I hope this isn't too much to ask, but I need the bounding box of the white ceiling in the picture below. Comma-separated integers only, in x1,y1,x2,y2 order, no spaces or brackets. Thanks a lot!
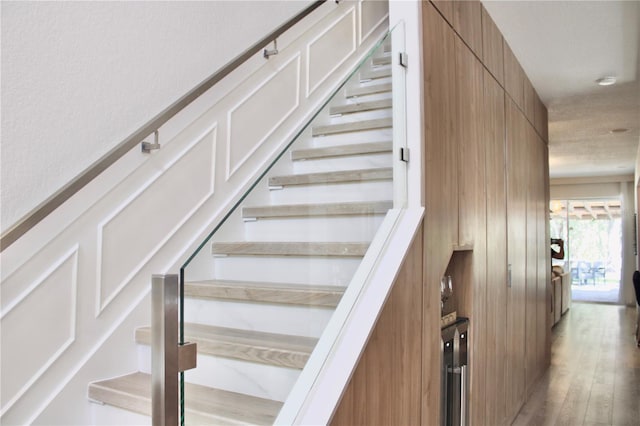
482,0,640,179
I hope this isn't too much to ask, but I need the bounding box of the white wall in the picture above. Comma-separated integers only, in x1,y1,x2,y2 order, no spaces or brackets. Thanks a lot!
0,0,312,232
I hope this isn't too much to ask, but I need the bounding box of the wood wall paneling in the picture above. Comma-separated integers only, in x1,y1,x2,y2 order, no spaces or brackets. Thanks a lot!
505,96,528,421
331,226,423,426
422,3,457,424
453,0,483,58
455,35,484,247
503,42,524,111
431,0,454,25
481,5,504,86
424,2,458,251
534,93,549,142
454,33,487,426
483,69,508,426
335,3,551,425
525,124,539,396
524,76,536,125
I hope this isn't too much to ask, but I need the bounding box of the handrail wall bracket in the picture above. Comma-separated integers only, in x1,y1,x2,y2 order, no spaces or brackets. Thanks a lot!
263,39,279,59
141,130,161,153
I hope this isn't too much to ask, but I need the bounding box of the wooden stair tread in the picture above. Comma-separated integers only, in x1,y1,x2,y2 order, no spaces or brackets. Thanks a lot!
329,98,392,115
312,117,392,136
136,324,317,369
268,167,392,187
211,241,370,257
242,200,393,219
184,279,346,307
345,82,392,98
88,372,282,425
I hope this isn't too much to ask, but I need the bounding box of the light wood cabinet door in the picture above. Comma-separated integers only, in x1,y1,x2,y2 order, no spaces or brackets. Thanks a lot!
432,0,454,25
481,5,504,86
424,1,458,253
422,3,457,424
453,0,483,58
454,34,487,426
505,96,528,422
455,36,484,248
484,69,508,426
504,42,525,110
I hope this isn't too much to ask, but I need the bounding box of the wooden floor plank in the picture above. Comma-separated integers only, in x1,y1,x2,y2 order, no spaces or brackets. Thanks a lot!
513,303,640,426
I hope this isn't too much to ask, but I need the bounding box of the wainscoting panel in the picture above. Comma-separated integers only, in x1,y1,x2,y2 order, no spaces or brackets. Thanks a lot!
97,128,216,314
306,7,356,97
359,0,389,46
0,246,78,415
226,55,300,179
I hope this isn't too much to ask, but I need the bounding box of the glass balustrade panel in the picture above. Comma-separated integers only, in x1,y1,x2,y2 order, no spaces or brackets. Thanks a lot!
178,24,406,424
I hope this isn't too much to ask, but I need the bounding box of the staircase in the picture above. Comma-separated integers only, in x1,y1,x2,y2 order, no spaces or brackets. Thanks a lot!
88,37,395,425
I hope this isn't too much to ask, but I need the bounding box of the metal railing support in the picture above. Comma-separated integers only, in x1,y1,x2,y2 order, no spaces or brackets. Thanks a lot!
152,274,179,426
152,274,197,425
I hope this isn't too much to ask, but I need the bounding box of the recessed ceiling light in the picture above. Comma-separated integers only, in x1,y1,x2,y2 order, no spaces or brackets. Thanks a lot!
596,76,616,86
610,128,628,133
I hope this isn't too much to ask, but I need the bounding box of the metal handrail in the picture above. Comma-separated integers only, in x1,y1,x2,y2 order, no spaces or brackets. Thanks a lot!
0,0,326,252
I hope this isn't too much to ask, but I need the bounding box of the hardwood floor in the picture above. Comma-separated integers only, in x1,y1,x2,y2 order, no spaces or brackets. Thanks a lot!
513,302,640,426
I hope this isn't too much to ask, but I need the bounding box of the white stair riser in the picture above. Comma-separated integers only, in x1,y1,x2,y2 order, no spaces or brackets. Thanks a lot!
182,297,334,337
326,108,391,123
314,92,392,126
209,256,361,286
241,215,386,242
90,401,150,425
137,346,299,402
345,83,392,98
359,66,391,81
266,180,393,205
347,75,391,89
291,152,392,174
312,128,393,146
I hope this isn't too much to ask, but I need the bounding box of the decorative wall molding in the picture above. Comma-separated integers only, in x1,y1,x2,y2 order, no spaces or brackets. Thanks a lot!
96,127,216,315
306,7,357,98
226,54,301,180
359,0,389,46
0,245,78,415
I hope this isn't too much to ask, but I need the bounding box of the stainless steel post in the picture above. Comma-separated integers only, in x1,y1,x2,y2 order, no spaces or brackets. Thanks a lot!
152,274,179,426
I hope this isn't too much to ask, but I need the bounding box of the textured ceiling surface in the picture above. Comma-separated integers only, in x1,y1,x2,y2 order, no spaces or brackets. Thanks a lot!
482,0,640,179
